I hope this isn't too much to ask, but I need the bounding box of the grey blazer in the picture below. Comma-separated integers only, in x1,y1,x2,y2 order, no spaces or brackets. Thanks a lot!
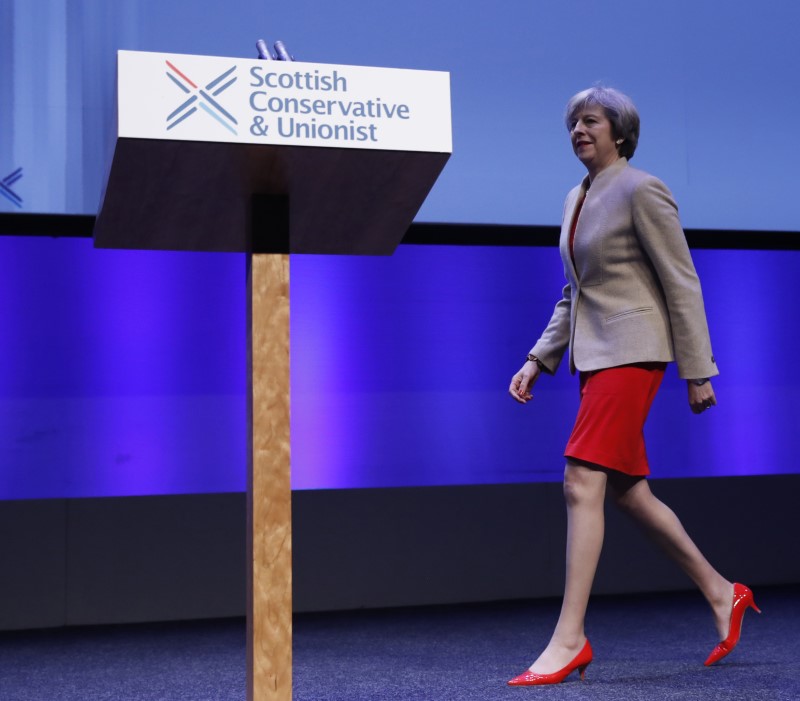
530,158,718,380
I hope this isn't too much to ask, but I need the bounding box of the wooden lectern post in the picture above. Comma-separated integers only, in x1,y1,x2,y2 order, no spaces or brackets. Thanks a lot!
247,253,292,700
95,49,451,701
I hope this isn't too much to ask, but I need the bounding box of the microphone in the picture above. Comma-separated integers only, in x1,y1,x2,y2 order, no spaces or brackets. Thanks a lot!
255,39,271,60
273,41,294,61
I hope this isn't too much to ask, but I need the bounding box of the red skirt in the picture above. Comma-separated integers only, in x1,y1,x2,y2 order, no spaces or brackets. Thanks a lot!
564,363,666,476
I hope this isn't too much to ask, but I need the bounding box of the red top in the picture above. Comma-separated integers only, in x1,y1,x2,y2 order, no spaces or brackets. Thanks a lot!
568,192,586,265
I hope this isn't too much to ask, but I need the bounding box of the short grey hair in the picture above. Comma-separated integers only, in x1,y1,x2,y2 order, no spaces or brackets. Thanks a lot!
565,86,640,160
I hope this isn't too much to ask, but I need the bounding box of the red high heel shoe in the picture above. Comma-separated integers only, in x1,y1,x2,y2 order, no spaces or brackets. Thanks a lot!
507,640,593,686
704,583,761,666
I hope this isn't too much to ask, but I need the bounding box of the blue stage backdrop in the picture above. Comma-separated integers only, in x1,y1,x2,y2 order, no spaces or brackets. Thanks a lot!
2,1,799,498
1,237,797,499
1,0,799,232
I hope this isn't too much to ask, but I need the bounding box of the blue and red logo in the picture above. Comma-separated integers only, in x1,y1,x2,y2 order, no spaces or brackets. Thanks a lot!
165,61,238,135
0,167,23,208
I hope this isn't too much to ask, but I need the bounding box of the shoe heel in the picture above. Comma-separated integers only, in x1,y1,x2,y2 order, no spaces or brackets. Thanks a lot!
744,587,762,615
578,664,589,681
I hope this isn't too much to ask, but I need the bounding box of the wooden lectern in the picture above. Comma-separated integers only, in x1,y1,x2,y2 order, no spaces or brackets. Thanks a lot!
94,50,451,700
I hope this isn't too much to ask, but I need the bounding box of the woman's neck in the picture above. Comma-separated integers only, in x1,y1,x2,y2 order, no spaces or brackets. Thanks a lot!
586,154,622,183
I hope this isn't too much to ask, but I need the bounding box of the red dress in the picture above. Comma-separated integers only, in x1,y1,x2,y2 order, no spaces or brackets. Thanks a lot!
565,191,665,476
565,363,665,476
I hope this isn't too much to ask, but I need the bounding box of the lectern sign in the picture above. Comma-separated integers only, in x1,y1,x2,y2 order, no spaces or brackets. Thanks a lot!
118,50,452,153
99,49,451,254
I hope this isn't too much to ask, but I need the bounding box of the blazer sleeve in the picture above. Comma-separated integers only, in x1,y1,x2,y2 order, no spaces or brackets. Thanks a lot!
530,281,572,374
631,177,719,379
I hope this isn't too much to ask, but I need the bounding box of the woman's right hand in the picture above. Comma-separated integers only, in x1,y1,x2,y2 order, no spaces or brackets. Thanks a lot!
509,360,540,404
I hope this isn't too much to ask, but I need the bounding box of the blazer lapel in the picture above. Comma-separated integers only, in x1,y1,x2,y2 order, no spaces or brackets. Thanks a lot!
561,178,590,283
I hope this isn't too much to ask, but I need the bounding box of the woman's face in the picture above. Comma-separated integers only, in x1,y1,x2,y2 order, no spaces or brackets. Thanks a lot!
569,105,620,177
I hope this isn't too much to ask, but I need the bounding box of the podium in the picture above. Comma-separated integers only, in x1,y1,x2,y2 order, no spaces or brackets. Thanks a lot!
94,50,451,700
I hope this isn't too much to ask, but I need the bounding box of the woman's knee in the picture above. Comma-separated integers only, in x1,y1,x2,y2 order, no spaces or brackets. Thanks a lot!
612,488,639,516
611,477,651,517
563,461,606,507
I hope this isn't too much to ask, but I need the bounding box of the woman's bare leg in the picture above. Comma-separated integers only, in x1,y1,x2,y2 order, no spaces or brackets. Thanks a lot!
608,474,733,639
527,460,607,673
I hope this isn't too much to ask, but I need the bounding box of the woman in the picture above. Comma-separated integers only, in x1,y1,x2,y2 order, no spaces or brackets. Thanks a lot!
507,86,759,686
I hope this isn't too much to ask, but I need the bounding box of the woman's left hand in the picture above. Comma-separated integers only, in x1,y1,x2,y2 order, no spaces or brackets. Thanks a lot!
688,380,716,414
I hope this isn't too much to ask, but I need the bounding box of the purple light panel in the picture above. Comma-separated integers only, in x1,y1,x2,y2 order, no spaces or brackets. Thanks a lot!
0,238,246,499
0,237,797,499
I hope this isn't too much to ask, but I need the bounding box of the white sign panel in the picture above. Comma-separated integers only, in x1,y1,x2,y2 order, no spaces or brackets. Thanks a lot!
117,50,452,154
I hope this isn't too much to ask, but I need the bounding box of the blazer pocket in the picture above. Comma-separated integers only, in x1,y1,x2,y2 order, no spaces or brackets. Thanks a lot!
605,306,654,323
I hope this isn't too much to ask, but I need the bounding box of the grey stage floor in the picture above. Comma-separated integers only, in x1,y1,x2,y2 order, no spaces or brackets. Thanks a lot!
0,586,797,701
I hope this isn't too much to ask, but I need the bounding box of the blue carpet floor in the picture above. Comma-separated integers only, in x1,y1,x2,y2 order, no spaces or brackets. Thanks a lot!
1,586,797,700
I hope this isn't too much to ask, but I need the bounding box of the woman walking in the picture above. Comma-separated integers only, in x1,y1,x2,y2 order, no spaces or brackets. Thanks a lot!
507,86,759,686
